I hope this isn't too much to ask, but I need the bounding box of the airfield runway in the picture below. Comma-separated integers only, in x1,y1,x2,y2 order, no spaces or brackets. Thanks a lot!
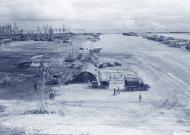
0,34,190,135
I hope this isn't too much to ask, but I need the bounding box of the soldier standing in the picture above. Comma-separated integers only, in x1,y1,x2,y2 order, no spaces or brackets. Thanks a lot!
88,80,91,87
49,89,56,101
117,87,120,95
139,94,142,103
33,78,39,93
113,88,116,96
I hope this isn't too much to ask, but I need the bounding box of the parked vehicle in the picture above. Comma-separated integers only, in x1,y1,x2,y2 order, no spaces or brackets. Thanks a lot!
185,45,190,51
90,80,110,89
124,76,150,91
91,81,99,88
17,62,32,69
99,81,109,89
46,74,62,85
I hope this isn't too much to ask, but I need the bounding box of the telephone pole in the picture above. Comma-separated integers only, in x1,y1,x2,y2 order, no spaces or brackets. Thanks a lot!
38,63,48,114
0,43,4,57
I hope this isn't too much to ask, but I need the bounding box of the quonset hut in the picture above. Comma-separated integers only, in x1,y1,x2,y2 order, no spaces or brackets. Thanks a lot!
76,63,98,82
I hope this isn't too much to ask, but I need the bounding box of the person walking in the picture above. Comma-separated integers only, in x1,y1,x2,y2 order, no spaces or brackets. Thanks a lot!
49,89,56,101
117,87,120,95
139,94,142,103
113,88,116,96
88,80,91,87
33,79,39,93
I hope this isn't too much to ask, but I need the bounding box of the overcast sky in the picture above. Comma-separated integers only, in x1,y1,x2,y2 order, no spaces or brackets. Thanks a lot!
0,0,190,32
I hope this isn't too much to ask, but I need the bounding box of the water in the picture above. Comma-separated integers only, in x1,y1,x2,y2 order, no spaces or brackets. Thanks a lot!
157,33,190,40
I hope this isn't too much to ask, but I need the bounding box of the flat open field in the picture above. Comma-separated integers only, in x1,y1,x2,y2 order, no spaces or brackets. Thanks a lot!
0,34,190,135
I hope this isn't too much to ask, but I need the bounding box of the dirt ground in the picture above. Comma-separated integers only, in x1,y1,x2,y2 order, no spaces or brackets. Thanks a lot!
0,34,190,135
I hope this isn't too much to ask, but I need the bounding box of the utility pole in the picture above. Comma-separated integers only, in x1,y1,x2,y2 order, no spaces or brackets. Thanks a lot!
70,42,73,58
0,43,3,57
38,63,48,114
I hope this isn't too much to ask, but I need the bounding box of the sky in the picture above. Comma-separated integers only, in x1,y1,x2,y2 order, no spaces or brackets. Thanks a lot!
0,0,190,32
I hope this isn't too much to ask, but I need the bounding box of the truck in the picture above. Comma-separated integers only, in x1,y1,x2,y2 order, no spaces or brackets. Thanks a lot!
124,76,150,91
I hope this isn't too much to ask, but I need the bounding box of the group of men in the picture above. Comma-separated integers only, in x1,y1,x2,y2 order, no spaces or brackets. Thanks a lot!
113,87,120,96
113,87,142,103
33,62,57,101
33,78,56,101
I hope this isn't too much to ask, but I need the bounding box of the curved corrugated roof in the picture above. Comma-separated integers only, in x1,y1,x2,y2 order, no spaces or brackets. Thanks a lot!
75,62,98,82
78,63,98,76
